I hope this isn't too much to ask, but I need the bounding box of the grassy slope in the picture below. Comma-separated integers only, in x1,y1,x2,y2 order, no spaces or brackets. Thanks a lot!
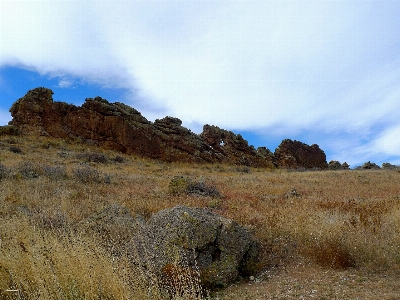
0,134,400,299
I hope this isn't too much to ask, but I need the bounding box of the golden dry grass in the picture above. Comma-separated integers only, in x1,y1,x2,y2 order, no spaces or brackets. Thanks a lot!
1,134,400,299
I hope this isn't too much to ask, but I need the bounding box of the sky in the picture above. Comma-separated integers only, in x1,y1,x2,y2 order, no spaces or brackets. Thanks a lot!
1,0,400,168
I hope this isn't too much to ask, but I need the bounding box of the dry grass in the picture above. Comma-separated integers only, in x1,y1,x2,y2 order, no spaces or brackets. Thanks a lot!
1,135,400,299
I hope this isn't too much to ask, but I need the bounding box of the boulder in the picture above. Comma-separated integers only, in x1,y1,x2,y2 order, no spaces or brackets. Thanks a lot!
274,139,328,169
131,206,260,289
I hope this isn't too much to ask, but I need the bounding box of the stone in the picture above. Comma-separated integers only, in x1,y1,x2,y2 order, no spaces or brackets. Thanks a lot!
274,139,328,169
130,206,260,289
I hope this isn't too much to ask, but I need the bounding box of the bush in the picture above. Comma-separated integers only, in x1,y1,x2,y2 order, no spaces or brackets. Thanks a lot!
0,163,11,180
9,146,23,154
112,155,125,163
76,152,108,163
168,176,221,198
72,165,101,183
17,161,42,179
187,180,221,198
42,165,68,180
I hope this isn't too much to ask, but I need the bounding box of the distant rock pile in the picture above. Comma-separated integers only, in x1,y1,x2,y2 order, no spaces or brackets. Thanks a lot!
8,87,329,169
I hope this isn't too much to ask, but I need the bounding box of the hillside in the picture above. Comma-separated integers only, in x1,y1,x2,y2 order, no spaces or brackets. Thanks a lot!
0,133,400,299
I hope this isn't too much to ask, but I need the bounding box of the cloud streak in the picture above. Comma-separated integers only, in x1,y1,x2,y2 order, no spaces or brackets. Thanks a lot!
1,1,400,166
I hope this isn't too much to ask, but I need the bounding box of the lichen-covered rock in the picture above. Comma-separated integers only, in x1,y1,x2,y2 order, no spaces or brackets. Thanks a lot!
131,206,260,289
274,139,328,169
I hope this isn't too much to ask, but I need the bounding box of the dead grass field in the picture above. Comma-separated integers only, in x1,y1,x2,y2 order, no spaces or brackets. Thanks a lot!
1,135,400,299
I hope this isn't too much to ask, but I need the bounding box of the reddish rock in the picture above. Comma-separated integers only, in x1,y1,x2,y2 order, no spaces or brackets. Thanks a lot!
274,139,328,169
200,125,276,168
9,87,276,167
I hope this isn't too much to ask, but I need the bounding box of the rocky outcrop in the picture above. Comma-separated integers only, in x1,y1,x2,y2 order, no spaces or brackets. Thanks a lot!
131,206,260,289
200,125,276,168
9,87,330,169
9,87,276,166
274,139,328,169
355,161,381,170
328,160,350,170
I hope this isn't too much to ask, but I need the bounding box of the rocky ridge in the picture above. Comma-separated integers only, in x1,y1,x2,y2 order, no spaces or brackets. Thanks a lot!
7,87,328,169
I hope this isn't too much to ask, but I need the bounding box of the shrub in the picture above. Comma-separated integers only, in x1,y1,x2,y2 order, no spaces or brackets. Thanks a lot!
112,155,125,163
187,180,221,198
168,176,221,198
9,146,23,154
72,165,101,183
42,165,68,180
17,161,42,179
168,176,190,196
0,125,20,136
0,163,11,180
76,152,108,163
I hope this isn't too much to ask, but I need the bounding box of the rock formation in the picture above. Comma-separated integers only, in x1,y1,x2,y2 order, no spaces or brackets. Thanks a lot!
131,206,260,289
274,139,328,169
8,87,329,169
9,87,276,167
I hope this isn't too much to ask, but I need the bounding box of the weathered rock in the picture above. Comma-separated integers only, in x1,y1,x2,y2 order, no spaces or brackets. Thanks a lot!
328,160,343,170
200,124,276,168
342,162,350,169
358,161,381,170
274,139,328,169
9,87,277,167
76,204,145,256
382,162,398,170
131,206,260,289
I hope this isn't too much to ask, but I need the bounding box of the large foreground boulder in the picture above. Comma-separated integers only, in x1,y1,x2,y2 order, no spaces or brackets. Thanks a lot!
132,206,260,289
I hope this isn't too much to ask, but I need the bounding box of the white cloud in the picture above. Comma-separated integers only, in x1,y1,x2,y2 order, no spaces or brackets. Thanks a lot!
0,109,12,125
2,0,400,164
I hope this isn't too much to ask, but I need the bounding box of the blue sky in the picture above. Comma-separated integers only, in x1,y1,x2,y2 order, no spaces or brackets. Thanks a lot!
1,1,400,167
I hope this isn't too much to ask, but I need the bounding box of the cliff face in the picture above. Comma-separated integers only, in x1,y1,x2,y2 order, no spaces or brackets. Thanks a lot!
8,87,328,169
